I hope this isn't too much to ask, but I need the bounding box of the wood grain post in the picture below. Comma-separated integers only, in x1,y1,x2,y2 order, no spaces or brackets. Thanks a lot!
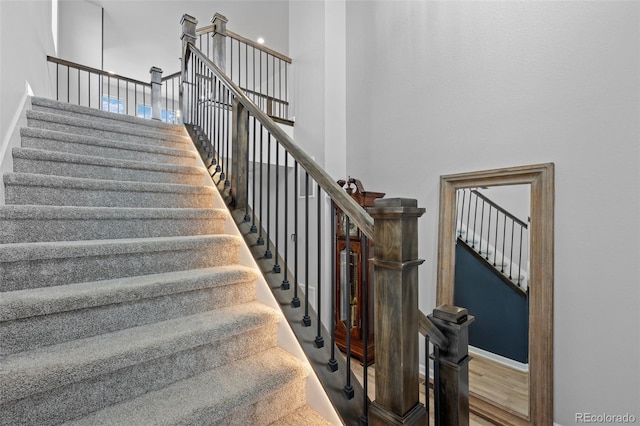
368,198,427,426
149,66,163,121
231,98,249,210
180,14,197,124
211,13,228,71
429,305,474,426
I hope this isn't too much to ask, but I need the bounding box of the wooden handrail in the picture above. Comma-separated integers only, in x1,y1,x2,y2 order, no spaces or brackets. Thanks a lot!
187,44,373,239
418,309,449,349
239,86,290,106
47,56,151,87
196,25,292,64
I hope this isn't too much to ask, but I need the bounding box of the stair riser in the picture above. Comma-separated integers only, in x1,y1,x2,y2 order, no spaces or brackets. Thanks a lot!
27,117,190,149
0,324,278,426
4,184,216,209
31,104,186,136
0,241,240,291
0,280,256,355
193,379,306,425
21,135,196,166
0,216,224,244
13,156,203,186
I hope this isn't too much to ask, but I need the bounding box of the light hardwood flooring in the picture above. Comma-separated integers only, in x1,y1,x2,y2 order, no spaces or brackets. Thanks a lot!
349,352,528,425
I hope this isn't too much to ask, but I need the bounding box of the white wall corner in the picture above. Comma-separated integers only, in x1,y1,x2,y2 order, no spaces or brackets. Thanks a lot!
0,83,33,205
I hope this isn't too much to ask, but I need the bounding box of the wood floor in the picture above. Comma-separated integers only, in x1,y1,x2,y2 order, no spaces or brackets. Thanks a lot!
349,352,528,425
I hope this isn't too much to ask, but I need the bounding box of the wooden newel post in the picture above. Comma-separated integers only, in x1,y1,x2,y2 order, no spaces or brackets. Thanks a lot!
180,14,197,124
368,198,427,426
149,66,163,121
429,305,474,426
231,98,249,211
211,13,228,71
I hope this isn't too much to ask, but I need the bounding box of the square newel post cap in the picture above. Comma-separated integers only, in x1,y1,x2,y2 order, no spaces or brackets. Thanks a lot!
211,13,228,35
368,197,426,218
149,67,163,84
433,304,469,325
181,14,198,41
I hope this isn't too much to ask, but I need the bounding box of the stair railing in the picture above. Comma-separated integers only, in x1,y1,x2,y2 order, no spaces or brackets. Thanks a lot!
194,13,292,124
456,188,529,290
180,13,470,425
46,56,179,124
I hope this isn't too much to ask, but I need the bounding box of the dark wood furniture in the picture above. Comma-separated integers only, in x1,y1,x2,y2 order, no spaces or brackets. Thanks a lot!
333,178,384,365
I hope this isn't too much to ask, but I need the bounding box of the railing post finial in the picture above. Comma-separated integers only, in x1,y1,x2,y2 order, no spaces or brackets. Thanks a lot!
368,198,427,426
210,13,228,71
149,66,163,121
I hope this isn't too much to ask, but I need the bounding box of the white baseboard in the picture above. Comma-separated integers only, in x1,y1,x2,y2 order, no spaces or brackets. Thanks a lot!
0,82,33,205
470,346,529,372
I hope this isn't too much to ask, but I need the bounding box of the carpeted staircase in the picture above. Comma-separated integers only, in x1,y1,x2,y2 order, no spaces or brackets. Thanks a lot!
0,97,332,425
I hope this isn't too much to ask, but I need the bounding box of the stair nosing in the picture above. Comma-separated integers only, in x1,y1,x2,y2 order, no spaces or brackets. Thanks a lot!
20,127,197,159
3,172,215,194
0,303,281,404
0,265,257,322
30,97,185,133
0,234,240,262
12,147,203,176
0,205,226,220
26,110,191,144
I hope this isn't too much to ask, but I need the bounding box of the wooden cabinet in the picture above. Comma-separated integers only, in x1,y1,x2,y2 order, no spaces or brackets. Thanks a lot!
333,178,384,365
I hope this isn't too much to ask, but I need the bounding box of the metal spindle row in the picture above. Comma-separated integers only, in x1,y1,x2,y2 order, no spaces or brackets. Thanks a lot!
456,188,529,287
49,58,181,122
184,47,369,422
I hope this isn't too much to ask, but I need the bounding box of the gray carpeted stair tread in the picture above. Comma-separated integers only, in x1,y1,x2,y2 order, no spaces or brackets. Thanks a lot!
0,235,241,291
20,127,197,166
0,266,258,355
270,405,335,425
64,348,309,426
0,205,227,243
26,110,191,148
0,265,257,322
0,302,280,405
3,172,216,208
12,147,204,185
30,97,185,135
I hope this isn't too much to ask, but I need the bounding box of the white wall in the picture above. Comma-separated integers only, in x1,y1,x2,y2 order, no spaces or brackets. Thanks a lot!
92,0,289,83
345,1,639,424
0,0,56,202
58,0,102,69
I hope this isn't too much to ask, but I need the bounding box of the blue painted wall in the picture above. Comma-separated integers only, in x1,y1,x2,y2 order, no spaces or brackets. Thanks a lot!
454,242,529,363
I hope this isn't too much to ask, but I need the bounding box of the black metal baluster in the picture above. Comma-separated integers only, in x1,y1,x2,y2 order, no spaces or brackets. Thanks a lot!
344,215,354,400
425,335,430,426
281,151,290,289
501,213,507,273
509,219,515,279
230,36,233,83
67,65,70,102
133,83,136,115
216,80,222,176
273,141,281,271
459,189,466,239
486,205,493,260
126,81,129,115
302,172,311,327
360,234,369,425
479,199,485,255
225,87,230,187
244,111,251,223
465,190,472,243
315,183,323,347
107,74,110,109
77,68,80,105
250,117,257,233
56,63,59,101
434,346,441,426
472,192,479,248
88,71,91,108
285,61,288,117
494,208,500,266
327,203,338,372
257,124,264,245
117,78,120,113
292,161,300,308
265,133,272,258
518,227,524,286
